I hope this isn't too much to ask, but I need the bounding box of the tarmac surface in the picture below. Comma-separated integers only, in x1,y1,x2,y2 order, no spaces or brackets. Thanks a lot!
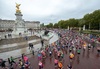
0,32,100,69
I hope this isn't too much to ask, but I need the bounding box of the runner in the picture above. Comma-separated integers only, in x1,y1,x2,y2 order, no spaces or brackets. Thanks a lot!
58,61,63,69
0,59,6,69
38,61,43,69
77,48,81,55
97,47,100,56
18,59,24,69
69,52,74,62
88,44,91,50
67,64,72,69
54,58,58,68
10,56,16,66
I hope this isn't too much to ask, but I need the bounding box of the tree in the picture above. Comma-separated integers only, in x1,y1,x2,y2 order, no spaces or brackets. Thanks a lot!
40,23,44,28
54,23,58,28
83,10,100,30
58,20,66,28
78,19,85,27
45,23,53,28
44,9,100,30
49,23,53,28
67,18,79,28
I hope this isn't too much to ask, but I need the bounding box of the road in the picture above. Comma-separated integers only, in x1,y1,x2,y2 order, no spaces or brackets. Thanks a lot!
0,32,100,69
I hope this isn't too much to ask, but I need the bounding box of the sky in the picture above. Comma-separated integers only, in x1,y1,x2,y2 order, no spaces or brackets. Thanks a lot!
0,0,100,24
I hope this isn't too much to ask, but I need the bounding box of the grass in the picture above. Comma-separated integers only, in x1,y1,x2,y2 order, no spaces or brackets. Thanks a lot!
80,30,100,35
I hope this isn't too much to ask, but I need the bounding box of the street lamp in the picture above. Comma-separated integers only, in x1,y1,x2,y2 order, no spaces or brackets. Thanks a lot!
99,22,100,32
89,23,91,30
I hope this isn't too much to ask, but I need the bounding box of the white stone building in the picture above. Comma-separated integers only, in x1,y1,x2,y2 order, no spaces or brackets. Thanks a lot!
25,21,40,29
0,18,40,31
0,19,15,30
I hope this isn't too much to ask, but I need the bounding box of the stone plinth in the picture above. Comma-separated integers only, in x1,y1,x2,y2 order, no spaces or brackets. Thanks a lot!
12,12,27,35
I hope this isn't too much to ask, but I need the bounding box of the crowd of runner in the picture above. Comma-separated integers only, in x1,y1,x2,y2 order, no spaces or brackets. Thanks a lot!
0,29,100,69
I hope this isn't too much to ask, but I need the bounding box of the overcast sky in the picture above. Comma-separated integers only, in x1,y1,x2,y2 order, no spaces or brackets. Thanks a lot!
0,0,100,24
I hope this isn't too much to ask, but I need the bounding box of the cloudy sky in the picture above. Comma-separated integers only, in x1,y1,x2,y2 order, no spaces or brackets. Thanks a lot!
0,0,100,24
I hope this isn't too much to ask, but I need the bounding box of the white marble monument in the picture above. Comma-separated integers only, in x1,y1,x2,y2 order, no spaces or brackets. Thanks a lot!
12,3,27,35
83,25,85,30
68,26,69,30
79,27,81,31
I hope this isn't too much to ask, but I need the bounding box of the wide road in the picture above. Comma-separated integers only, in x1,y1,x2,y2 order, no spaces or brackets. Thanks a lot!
24,33,100,69
18,33,100,69
26,44,100,69
0,32,100,69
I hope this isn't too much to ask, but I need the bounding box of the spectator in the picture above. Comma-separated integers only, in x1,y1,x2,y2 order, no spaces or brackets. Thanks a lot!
41,39,44,47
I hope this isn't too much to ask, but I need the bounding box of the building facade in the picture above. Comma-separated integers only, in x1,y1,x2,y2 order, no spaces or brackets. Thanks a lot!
0,18,40,31
25,21,40,29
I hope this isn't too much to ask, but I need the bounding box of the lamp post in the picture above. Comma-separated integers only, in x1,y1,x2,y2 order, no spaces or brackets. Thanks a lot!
99,22,100,32
89,23,91,30
59,26,60,29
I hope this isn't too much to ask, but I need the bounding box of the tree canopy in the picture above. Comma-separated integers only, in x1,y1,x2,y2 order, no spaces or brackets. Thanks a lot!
44,9,100,30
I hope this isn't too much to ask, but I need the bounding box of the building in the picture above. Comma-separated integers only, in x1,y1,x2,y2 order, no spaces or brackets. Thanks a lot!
0,18,40,31
0,19,15,31
25,21,40,29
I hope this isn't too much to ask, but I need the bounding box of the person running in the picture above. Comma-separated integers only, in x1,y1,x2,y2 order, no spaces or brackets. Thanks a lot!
21,53,25,60
83,43,86,51
91,39,95,48
38,61,43,69
61,51,64,59
18,59,24,69
24,60,30,69
67,64,72,69
10,56,16,66
57,51,61,59
88,44,91,50
23,55,28,63
58,61,63,69
54,58,58,67
77,48,81,55
38,52,42,61
69,53,74,62
97,47,100,56
49,51,52,57
0,59,6,69
32,49,34,56
69,47,72,53
8,58,11,66
8,58,13,69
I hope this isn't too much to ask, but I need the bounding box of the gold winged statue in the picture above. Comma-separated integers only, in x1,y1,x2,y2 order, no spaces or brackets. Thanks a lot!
16,3,21,13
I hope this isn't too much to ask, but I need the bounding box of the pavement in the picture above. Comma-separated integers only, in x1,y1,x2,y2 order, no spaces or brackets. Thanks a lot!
0,35,39,45
0,32,58,60
0,31,54,53
0,39,40,49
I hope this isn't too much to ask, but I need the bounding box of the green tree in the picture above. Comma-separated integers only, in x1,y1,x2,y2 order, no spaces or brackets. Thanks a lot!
54,23,58,28
45,9,100,30
40,23,44,28
45,23,53,28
